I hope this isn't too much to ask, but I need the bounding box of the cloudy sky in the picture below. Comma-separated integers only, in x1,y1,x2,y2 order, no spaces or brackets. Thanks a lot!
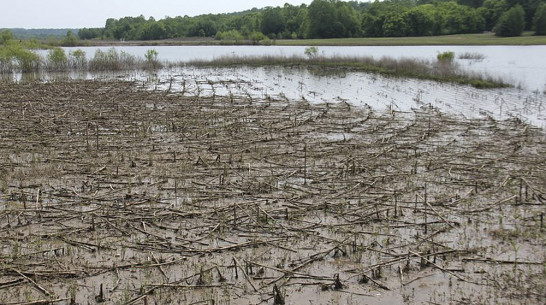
1,0,313,29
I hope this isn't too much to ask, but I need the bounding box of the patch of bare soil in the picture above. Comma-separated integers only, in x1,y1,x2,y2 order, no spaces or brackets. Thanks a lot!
0,80,544,305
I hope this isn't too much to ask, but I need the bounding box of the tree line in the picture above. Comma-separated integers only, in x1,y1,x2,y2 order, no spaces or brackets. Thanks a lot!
78,0,546,41
0,28,80,40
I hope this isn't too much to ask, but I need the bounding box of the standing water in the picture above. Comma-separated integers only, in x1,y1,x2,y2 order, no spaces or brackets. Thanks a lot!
34,45,546,128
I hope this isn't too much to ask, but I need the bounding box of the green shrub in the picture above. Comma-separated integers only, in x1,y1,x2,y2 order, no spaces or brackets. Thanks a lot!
89,48,138,71
1,43,41,72
144,49,161,69
249,31,265,45
22,39,45,50
304,46,319,59
0,47,14,72
1,30,14,44
437,51,455,63
215,30,244,42
61,31,79,46
118,50,137,69
261,37,273,46
16,50,41,72
145,49,158,62
69,49,87,69
47,47,68,71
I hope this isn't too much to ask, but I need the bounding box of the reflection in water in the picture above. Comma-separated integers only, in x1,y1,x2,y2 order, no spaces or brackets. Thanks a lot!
20,72,43,83
10,71,88,83
0,73,14,83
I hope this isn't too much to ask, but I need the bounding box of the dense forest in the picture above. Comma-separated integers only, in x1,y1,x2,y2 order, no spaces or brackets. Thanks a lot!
78,0,546,40
0,28,79,40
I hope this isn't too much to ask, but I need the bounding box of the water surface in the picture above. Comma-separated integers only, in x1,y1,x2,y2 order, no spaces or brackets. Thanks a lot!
60,45,546,91
30,45,546,128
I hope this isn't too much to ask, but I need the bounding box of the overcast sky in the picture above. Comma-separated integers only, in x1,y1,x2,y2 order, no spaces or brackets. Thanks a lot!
1,0,313,29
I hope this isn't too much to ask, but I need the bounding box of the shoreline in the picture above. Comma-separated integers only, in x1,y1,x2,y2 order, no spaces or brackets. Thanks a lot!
67,32,546,47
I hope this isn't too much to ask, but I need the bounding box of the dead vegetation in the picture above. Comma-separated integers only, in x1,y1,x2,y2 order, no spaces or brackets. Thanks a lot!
0,79,544,305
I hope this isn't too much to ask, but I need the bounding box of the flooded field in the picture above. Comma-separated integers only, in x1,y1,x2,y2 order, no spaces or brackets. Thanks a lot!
0,79,544,304
145,66,546,128
55,45,546,91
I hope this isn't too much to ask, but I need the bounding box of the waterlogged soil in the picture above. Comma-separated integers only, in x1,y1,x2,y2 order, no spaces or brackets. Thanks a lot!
0,79,545,305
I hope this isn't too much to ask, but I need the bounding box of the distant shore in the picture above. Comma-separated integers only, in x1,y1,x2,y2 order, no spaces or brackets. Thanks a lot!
67,32,546,47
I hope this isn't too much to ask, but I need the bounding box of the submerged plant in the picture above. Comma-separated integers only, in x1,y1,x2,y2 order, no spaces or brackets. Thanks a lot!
13,47,41,73
89,48,138,71
0,42,41,73
47,47,68,71
69,49,87,69
144,49,162,69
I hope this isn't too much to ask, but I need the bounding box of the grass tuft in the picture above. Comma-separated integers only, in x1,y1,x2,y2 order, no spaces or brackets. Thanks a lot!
458,52,486,60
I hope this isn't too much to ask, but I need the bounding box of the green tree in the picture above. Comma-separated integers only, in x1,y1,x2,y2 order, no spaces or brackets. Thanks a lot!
383,13,410,36
46,0,543,42
106,15,147,40
307,0,337,38
495,4,525,36
361,0,414,37
336,2,361,37
506,0,543,30
457,0,485,8
139,21,167,40
1,29,15,44
188,16,218,37
478,0,508,31
249,31,266,44
533,2,546,35
307,0,360,38
438,2,484,34
236,13,262,37
361,12,383,36
404,5,437,36
78,28,103,40
61,30,78,46
162,16,186,38
261,7,286,37
103,18,117,39
283,4,308,38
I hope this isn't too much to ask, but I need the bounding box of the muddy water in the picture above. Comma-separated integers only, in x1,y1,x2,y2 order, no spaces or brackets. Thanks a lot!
14,64,546,128
1,79,544,305
143,66,546,129
5,44,540,305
